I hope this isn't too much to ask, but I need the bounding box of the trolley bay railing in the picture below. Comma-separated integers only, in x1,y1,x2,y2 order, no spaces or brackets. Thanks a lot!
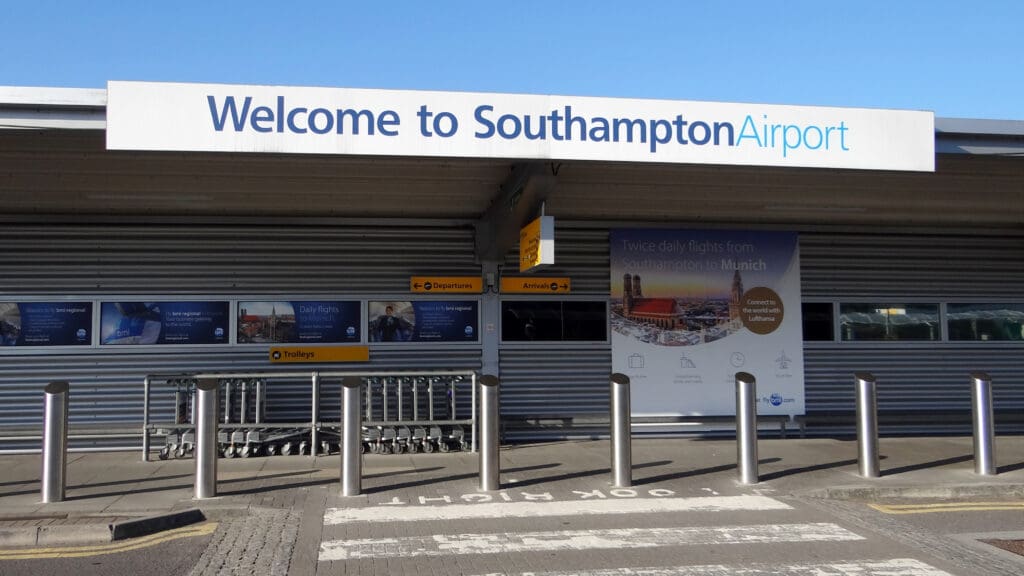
142,369,478,461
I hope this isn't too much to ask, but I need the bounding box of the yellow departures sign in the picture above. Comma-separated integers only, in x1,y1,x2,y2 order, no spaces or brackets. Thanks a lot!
409,276,483,293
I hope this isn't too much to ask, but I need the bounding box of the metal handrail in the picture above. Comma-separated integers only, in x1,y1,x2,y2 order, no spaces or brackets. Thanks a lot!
142,369,478,460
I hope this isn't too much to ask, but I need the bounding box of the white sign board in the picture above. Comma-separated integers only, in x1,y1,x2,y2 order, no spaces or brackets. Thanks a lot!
610,229,804,417
107,81,935,172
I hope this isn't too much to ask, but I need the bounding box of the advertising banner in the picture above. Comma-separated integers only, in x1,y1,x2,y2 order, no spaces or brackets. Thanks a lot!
100,301,230,345
610,229,804,416
238,300,360,344
0,302,92,346
368,301,478,343
107,81,935,172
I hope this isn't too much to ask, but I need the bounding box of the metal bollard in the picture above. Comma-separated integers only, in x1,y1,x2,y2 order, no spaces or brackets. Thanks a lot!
971,372,996,475
311,372,320,457
340,376,362,496
479,375,500,491
855,372,880,478
735,372,758,485
142,376,151,462
610,373,632,487
194,378,219,500
41,381,70,503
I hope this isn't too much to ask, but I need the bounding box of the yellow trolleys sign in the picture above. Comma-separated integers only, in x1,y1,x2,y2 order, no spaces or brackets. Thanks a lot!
269,346,369,363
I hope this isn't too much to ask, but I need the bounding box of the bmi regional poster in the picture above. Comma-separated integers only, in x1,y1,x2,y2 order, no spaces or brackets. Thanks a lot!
610,229,804,417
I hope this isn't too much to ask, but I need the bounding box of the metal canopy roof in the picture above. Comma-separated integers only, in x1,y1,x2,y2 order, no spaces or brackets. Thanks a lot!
0,86,1022,231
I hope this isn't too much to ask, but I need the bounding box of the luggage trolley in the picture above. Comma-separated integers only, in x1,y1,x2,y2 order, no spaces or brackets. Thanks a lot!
143,369,478,461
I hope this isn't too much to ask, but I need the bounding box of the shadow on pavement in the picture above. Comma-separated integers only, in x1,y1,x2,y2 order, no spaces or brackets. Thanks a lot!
508,460,672,489
882,454,973,477
632,457,781,485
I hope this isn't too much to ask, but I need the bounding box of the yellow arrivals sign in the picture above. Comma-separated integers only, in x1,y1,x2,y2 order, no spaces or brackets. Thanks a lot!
409,276,483,293
501,277,571,294
519,215,555,273
269,346,369,363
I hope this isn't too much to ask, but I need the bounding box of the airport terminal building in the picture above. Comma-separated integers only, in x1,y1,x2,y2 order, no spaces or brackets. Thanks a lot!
1,81,1023,451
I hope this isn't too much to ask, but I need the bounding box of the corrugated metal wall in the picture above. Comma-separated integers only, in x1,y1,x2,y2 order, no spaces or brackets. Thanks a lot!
3,221,1023,447
0,222,482,450
800,232,1024,433
498,227,612,425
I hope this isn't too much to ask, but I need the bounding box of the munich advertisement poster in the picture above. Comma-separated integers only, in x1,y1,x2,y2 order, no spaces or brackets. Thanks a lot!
238,301,360,344
610,229,804,417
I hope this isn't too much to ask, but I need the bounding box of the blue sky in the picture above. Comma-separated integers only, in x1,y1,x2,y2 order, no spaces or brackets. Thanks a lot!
3,2,1021,120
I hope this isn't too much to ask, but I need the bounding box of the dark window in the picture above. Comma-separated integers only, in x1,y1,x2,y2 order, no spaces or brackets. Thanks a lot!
948,303,1024,341
839,303,939,341
502,300,607,342
801,302,834,341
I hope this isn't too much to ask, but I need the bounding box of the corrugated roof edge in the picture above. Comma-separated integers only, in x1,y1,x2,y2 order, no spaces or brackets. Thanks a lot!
935,117,1024,137
0,86,106,108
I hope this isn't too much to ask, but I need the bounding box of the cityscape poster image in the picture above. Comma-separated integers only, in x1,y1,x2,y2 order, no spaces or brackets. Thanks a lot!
238,301,360,344
610,229,804,417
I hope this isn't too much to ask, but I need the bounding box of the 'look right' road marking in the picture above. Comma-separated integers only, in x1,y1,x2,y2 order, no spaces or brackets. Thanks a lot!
324,494,790,524
463,558,955,575
318,522,862,561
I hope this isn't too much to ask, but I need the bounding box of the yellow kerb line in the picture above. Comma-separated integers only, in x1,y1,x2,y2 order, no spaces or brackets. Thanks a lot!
0,521,218,560
870,502,1024,515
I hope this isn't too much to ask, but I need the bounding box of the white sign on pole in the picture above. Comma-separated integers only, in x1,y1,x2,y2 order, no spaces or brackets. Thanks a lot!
107,81,935,172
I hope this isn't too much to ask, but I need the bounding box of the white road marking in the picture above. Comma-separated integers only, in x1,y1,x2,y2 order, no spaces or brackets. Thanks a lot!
323,494,791,524
465,558,954,575
318,522,863,561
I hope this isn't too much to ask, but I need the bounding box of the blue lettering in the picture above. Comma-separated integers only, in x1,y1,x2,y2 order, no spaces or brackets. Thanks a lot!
308,108,333,134
713,121,734,145
207,95,251,131
251,106,274,133
524,114,546,140
688,121,711,145
433,111,458,137
498,114,521,139
287,107,308,134
589,117,610,141
474,105,495,138
337,109,375,135
378,110,400,136
613,118,646,144
650,119,672,152
564,106,586,141
735,115,762,147
418,105,434,136
276,96,285,133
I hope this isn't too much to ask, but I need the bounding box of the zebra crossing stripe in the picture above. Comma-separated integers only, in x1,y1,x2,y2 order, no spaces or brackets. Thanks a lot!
461,558,954,575
318,522,863,561
323,494,791,524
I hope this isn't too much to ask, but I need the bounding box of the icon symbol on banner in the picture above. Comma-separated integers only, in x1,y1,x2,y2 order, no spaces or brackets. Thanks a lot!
680,355,696,369
775,350,791,370
730,352,746,368
628,353,644,369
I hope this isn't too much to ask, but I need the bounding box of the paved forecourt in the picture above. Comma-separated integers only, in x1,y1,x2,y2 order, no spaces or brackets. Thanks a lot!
315,443,967,575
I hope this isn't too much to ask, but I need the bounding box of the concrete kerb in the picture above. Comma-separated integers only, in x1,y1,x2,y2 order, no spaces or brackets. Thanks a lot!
802,482,1024,502
0,508,211,548
109,507,206,541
